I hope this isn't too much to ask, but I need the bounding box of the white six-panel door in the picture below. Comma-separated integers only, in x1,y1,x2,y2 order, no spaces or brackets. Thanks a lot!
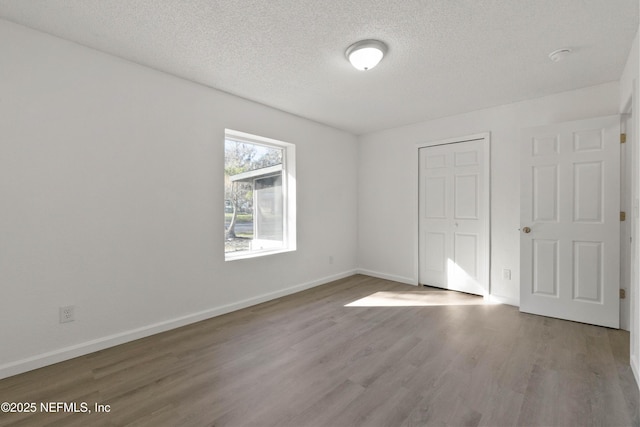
520,115,620,328
419,138,488,296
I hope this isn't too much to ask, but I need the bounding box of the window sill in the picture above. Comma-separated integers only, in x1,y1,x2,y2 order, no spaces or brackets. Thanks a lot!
224,247,295,261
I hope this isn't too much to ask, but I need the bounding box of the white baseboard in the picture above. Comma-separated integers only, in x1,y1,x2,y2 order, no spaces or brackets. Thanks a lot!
357,269,417,286
0,270,357,380
632,355,640,392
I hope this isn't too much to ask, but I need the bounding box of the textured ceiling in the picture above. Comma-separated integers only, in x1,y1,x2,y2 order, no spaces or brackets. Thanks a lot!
0,0,637,135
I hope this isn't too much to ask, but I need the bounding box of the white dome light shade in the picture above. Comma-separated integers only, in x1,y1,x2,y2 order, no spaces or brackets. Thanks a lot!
346,40,388,71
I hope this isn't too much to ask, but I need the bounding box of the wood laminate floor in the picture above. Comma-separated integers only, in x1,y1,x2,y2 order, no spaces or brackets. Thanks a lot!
1,275,638,426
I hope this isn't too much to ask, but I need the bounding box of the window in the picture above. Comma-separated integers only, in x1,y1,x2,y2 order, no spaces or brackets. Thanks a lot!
224,129,296,260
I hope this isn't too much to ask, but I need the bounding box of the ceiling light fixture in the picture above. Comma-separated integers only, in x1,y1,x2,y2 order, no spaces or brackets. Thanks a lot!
346,39,388,71
548,48,572,62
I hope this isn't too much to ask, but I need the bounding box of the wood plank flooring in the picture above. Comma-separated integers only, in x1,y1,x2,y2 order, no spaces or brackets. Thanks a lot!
0,274,638,426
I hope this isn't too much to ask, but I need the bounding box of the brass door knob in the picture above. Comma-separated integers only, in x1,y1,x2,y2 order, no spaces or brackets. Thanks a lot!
522,227,531,233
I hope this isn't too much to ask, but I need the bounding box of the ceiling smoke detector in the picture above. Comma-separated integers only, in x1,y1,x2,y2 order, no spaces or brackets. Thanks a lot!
548,48,572,62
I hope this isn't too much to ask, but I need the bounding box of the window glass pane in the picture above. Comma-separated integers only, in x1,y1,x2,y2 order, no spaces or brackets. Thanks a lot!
224,138,285,255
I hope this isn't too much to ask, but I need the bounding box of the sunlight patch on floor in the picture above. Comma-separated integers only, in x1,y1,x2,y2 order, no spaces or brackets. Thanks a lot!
345,290,490,307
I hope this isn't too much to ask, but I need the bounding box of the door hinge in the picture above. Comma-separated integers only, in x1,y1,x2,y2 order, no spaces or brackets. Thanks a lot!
620,289,626,299
621,133,627,143
621,211,626,221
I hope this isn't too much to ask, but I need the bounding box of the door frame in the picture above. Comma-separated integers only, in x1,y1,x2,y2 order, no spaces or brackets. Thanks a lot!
621,109,633,331
415,132,491,296
622,87,640,384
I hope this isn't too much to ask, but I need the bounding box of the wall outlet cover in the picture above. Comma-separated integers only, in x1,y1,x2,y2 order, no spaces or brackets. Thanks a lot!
59,305,75,323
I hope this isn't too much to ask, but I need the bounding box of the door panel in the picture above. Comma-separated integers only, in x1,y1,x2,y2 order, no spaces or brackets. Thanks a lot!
533,165,558,221
520,115,620,328
419,138,488,295
454,232,478,277
454,174,478,219
425,177,446,218
532,239,558,297
572,241,602,302
424,231,446,273
573,161,603,222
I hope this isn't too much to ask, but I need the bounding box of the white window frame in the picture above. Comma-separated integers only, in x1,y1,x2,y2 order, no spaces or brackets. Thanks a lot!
224,129,296,261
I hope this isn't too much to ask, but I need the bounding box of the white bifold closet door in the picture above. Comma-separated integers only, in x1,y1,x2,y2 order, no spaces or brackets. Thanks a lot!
419,138,488,296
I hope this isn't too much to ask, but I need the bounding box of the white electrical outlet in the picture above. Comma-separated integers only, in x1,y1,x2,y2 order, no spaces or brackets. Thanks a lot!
329,256,334,264
502,269,511,280
59,305,75,323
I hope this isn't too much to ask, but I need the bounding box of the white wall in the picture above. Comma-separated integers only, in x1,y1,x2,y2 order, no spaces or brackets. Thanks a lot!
0,20,358,379
357,82,620,306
